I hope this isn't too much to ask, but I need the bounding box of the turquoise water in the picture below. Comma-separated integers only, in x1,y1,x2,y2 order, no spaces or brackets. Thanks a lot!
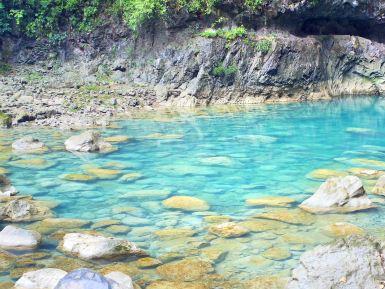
2,96,385,281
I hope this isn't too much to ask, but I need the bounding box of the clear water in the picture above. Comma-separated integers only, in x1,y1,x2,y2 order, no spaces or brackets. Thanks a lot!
2,96,385,282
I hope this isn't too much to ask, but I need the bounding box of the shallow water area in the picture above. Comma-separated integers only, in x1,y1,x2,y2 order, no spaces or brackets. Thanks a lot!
2,97,385,286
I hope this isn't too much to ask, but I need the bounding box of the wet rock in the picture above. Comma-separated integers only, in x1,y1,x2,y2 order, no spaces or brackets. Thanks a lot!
85,167,121,180
62,174,95,182
15,268,67,289
147,281,207,289
347,168,384,180
245,275,288,289
262,247,291,261
60,232,146,260
254,208,315,225
9,158,55,169
0,225,41,250
208,222,250,238
287,235,385,289
135,257,162,269
0,198,53,222
238,219,287,232
246,196,296,207
64,131,113,153
163,196,210,212
154,228,196,240
12,137,46,153
120,173,143,182
104,135,130,143
372,175,385,196
105,225,131,234
30,218,91,234
105,271,134,289
156,258,214,281
203,215,232,224
299,176,375,213
307,169,347,180
323,222,365,238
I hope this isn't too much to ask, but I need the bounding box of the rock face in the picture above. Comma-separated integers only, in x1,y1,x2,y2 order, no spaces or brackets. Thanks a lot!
60,233,146,260
64,131,113,153
12,137,46,152
0,198,53,222
0,225,41,250
287,236,385,289
299,176,374,213
15,268,67,289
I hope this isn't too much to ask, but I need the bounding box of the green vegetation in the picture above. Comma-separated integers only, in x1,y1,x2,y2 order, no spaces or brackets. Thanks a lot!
200,26,247,41
212,63,237,77
0,0,263,40
244,35,275,53
0,62,12,75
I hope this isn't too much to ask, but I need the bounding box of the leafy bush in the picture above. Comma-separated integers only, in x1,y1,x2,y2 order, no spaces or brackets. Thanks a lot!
245,0,266,10
212,64,237,77
200,26,246,41
255,38,273,53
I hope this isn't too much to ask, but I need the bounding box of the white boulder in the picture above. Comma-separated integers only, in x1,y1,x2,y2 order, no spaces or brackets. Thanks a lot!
300,175,375,213
64,131,113,153
60,233,146,260
0,225,41,250
15,268,67,289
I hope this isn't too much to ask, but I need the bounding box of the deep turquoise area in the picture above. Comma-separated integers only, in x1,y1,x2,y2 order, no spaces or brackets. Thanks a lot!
2,96,385,281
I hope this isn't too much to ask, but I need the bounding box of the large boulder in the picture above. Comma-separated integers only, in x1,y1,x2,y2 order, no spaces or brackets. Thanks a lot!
64,131,113,153
60,233,146,260
0,198,53,222
299,176,375,213
15,268,67,289
286,235,385,289
12,136,46,153
54,268,132,289
0,225,41,250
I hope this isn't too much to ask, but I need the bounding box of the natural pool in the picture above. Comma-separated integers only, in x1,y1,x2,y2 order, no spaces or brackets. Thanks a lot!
2,96,385,286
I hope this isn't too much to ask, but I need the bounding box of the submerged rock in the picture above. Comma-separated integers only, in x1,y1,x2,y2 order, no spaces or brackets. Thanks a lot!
208,222,250,238
163,196,210,211
372,175,385,196
62,174,95,182
64,131,114,153
246,196,296,207
287,235,385,289
0,225,41,250
0,198,53,222
103,135,130,143
255,208,315,225
299,176,375,214
15,268,67,289
323,222,365,238
12,137,46,153
307,169,347,180
60,233,146,260
156,258,214,281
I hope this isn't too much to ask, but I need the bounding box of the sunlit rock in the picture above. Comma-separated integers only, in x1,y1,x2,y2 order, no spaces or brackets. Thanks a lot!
372,175,385,196
60,233,146,260
156,258,214,281
287,236,385,289
154,228,196,240
105,271,134,289
12,137,47,154
64,131,114,153
307,169,347,180
299,176,375,213
262,247,291,261
85,167,122,179
62,174,95,182
0,198,53,222
246,196,296,207
255,208,315,225
104,135,130,143
135,257,162,269
9,158,55,169
209,222,249,238
323,222,365,238
120,173,143,182
29,218,91,234
0,225,41,250
15,268,66,289
163,196,210,212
